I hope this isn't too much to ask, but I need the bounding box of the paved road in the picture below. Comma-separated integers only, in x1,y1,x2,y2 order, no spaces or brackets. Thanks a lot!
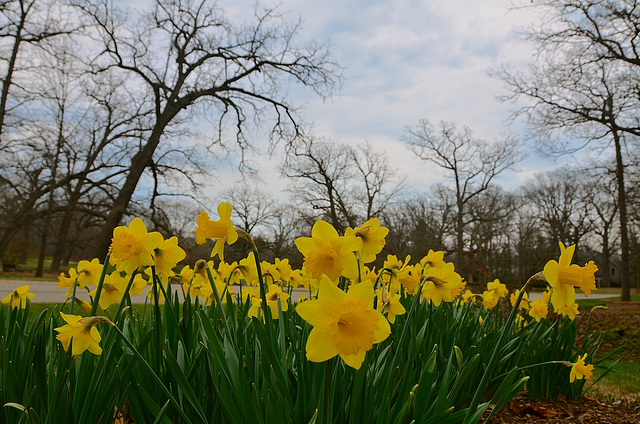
1,278,620,305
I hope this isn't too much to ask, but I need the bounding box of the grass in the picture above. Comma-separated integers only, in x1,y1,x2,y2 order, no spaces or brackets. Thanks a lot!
589,359,640,403
576,294,640,309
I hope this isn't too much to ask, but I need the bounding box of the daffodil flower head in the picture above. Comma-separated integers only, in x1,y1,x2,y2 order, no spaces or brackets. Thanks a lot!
76,258,103,288
194,203,238,261
482,289,499,310
1,285,35,309
510,289,530,310
461,289,475,304
55,313,111,356
570,353,594,383
419,249,446,270
89,271,128,310
57,268,78,297
420,263,463,306
528,297,549,322
296,276,390,369
295,220,360,281
109,217,163,275
486,279,508,298
375,286,406,323
248,284,290,319
556,302,580,320
543,242,598,310
152,236,186,275
345,218,389,264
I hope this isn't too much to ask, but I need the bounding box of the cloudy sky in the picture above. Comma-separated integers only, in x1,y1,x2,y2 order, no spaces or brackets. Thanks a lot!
214,0,566,198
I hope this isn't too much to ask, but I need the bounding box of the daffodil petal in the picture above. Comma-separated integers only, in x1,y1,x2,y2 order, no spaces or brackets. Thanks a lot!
306,328,338,363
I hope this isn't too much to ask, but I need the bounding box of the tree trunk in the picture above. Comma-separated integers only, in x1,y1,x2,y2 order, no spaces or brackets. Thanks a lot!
92,117,172,260
600,233,611,288
613,129,631,301
0,10,25,139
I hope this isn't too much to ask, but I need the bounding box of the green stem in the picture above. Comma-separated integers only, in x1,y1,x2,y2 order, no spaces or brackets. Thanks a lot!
109,323,197,424
463,272,543,423
113,270,139,324
322,359,333,424
89,253,111,316
69,275,79,315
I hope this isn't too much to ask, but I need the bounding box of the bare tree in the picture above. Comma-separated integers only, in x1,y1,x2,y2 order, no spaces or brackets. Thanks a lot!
583,167,619,287
0,0,77,145
75,0,340,259
493,0,640,300
221,182,278,234
281,135,403,233
402,119,522,279
524,169,594,248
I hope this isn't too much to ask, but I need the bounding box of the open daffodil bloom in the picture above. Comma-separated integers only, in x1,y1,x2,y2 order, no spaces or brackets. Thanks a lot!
296,277,390,369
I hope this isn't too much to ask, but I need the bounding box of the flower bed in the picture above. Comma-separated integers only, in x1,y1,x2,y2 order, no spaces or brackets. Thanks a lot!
0,204,610,423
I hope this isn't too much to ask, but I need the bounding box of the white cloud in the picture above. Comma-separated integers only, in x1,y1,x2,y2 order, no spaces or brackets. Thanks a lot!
213,0,545,199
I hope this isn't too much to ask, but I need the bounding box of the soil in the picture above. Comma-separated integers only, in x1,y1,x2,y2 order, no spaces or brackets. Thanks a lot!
487,300,640,423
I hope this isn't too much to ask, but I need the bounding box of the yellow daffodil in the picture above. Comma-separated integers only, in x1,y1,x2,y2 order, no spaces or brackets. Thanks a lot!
152,236,186,275
55,313,110,356
295,220,360,281
482,289,499,310
419,250,446,269
382,255,414,293
1,285,35,309
570,353,594,383
421,263,463,306
461,289,475,304
89,271,129,310
260,260,282,284
274,258,292,282
510,289,530,311
238,252,260,286
109,217,163,275
202,279,236,306
528,297,549,322
57,268,78,297
296,277,390,369
487,279,508,298
375,287,406,323
556,302,580,320
345,218,389,264
76,258,103,288
248,284,290,319
544,242,597,310
195,202,238,261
